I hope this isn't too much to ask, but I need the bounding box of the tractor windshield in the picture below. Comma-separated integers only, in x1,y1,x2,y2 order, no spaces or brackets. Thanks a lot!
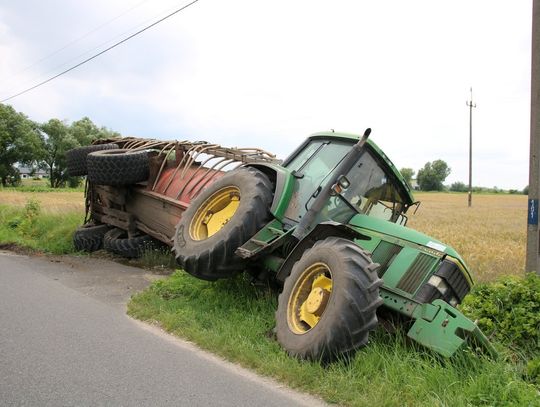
326,149,408,224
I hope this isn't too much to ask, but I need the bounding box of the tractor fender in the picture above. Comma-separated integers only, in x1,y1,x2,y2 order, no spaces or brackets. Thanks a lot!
244,163,294,220
275,221,371,283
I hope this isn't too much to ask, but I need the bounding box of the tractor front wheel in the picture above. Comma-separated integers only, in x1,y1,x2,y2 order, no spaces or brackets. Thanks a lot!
276,237,383,361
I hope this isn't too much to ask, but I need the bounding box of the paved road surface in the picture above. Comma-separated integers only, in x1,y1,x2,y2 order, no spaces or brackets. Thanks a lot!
0,251,327,407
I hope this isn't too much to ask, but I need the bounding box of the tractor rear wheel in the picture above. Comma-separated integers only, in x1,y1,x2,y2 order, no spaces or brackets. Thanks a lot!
275,237,383,361
173,167,273,281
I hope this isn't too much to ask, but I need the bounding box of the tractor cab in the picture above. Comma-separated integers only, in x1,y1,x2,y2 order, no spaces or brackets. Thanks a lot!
281,132,414,226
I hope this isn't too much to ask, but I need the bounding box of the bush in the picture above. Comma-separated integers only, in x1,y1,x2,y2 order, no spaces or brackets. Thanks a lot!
450,181,467,192
460,273,540,357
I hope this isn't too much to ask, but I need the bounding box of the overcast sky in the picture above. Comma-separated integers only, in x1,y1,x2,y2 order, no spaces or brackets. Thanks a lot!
0,0,533,189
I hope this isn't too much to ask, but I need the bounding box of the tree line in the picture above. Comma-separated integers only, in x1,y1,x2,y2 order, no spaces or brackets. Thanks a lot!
0,103,119,188
400,161,527,194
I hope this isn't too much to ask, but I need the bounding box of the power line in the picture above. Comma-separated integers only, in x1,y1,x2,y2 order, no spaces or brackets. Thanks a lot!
0,0,199,103
2,0,151,83
2,0,195,96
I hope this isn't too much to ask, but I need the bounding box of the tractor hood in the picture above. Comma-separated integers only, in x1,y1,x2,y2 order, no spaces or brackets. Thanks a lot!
348,213,464,261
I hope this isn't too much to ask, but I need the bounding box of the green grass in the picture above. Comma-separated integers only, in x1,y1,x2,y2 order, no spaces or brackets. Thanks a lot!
0,202,82,253
128,272,539,407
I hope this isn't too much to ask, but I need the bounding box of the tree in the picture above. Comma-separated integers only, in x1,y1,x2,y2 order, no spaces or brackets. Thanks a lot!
0,104,42,186
417,160,451,191
39,117,120,188
400,167,415,188
70,117,119,145
39,119,78,188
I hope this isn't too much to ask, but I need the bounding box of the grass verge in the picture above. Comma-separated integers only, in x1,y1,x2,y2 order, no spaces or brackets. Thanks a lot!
0,201,82,254
128,272,539,407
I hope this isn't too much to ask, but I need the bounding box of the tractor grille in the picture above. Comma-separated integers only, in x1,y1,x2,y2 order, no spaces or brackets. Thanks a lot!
415,259,472,305
396,253,437,294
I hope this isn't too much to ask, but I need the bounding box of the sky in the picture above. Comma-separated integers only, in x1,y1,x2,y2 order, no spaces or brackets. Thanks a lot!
0,0,533,190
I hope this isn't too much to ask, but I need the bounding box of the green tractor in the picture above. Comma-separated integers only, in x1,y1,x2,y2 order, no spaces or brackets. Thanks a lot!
170,129,496,361
71,128,496,361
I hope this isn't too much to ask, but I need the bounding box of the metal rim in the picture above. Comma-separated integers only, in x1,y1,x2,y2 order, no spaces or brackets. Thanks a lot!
287,262,333,334
189,186,241,240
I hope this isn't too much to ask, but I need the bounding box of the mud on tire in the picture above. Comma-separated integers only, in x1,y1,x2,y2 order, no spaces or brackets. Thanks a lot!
275,237,383,362
66,143,119,176
73,223,110,252
87,149,149,186
173,167,273,281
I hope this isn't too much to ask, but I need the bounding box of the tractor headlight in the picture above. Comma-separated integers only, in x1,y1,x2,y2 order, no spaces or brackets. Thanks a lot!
428,275,449,295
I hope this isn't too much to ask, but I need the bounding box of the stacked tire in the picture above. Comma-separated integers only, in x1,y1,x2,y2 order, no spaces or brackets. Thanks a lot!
66,144,119,176
73,223,110,252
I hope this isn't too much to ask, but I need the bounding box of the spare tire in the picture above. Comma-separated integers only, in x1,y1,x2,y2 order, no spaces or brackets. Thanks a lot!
87,149,149,186
173,167,273,281
66,143,119,176
73,223,110,252
103,228,156,258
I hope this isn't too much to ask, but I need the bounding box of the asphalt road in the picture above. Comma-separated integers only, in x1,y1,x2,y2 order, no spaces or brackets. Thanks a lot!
0,251,326,407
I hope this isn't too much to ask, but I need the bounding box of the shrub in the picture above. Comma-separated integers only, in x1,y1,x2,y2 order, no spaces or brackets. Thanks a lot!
460,273,540,357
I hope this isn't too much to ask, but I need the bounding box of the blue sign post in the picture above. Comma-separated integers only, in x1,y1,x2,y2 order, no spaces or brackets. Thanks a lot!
529,199,538,226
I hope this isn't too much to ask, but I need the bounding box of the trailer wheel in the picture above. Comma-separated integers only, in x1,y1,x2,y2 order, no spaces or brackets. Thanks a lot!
103,228,156,258
275,237,383,361
73,223,110,252
173,167,273,280
87,149,149,186
66,143,119,176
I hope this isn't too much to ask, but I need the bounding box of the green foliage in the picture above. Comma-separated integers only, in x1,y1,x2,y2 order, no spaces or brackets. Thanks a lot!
524,185,529,195
417,160,451,191
0,202,81,254
460,273,540,359
399,167,415,188
39,117,120,188
0,104,43,187
450,181,468,192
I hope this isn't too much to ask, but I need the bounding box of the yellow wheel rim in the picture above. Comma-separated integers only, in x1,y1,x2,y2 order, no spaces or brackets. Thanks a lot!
287,262,333,334
189,186,240,240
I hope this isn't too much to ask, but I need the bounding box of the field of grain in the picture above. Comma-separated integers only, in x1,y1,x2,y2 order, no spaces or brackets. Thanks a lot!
0,190,85,214
408,192,527,282
0,189,527,282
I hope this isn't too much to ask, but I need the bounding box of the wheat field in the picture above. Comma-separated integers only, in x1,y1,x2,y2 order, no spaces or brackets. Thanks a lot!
0,189,527,282
407,193,527,282
0,190,85,214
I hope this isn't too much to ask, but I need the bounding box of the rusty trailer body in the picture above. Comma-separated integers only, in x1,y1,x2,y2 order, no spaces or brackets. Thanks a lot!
86,137,278,246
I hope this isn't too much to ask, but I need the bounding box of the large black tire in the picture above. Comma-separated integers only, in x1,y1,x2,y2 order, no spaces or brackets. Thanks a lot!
66,144,119,176
103,228,156,258
87,149,149,186
73,223,110,252
276,237,383,361
173,167,273,281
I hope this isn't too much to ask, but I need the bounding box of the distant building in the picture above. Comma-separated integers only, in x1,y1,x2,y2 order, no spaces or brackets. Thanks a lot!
410,178,420,190
14,163,48,179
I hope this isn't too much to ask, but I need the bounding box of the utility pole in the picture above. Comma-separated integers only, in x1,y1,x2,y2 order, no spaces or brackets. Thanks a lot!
466,88,476,207
526,0,540,275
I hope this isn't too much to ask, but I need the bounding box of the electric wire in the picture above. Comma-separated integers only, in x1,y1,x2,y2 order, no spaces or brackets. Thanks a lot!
0,0,199,103
2,0,151,83
1,0,188,94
